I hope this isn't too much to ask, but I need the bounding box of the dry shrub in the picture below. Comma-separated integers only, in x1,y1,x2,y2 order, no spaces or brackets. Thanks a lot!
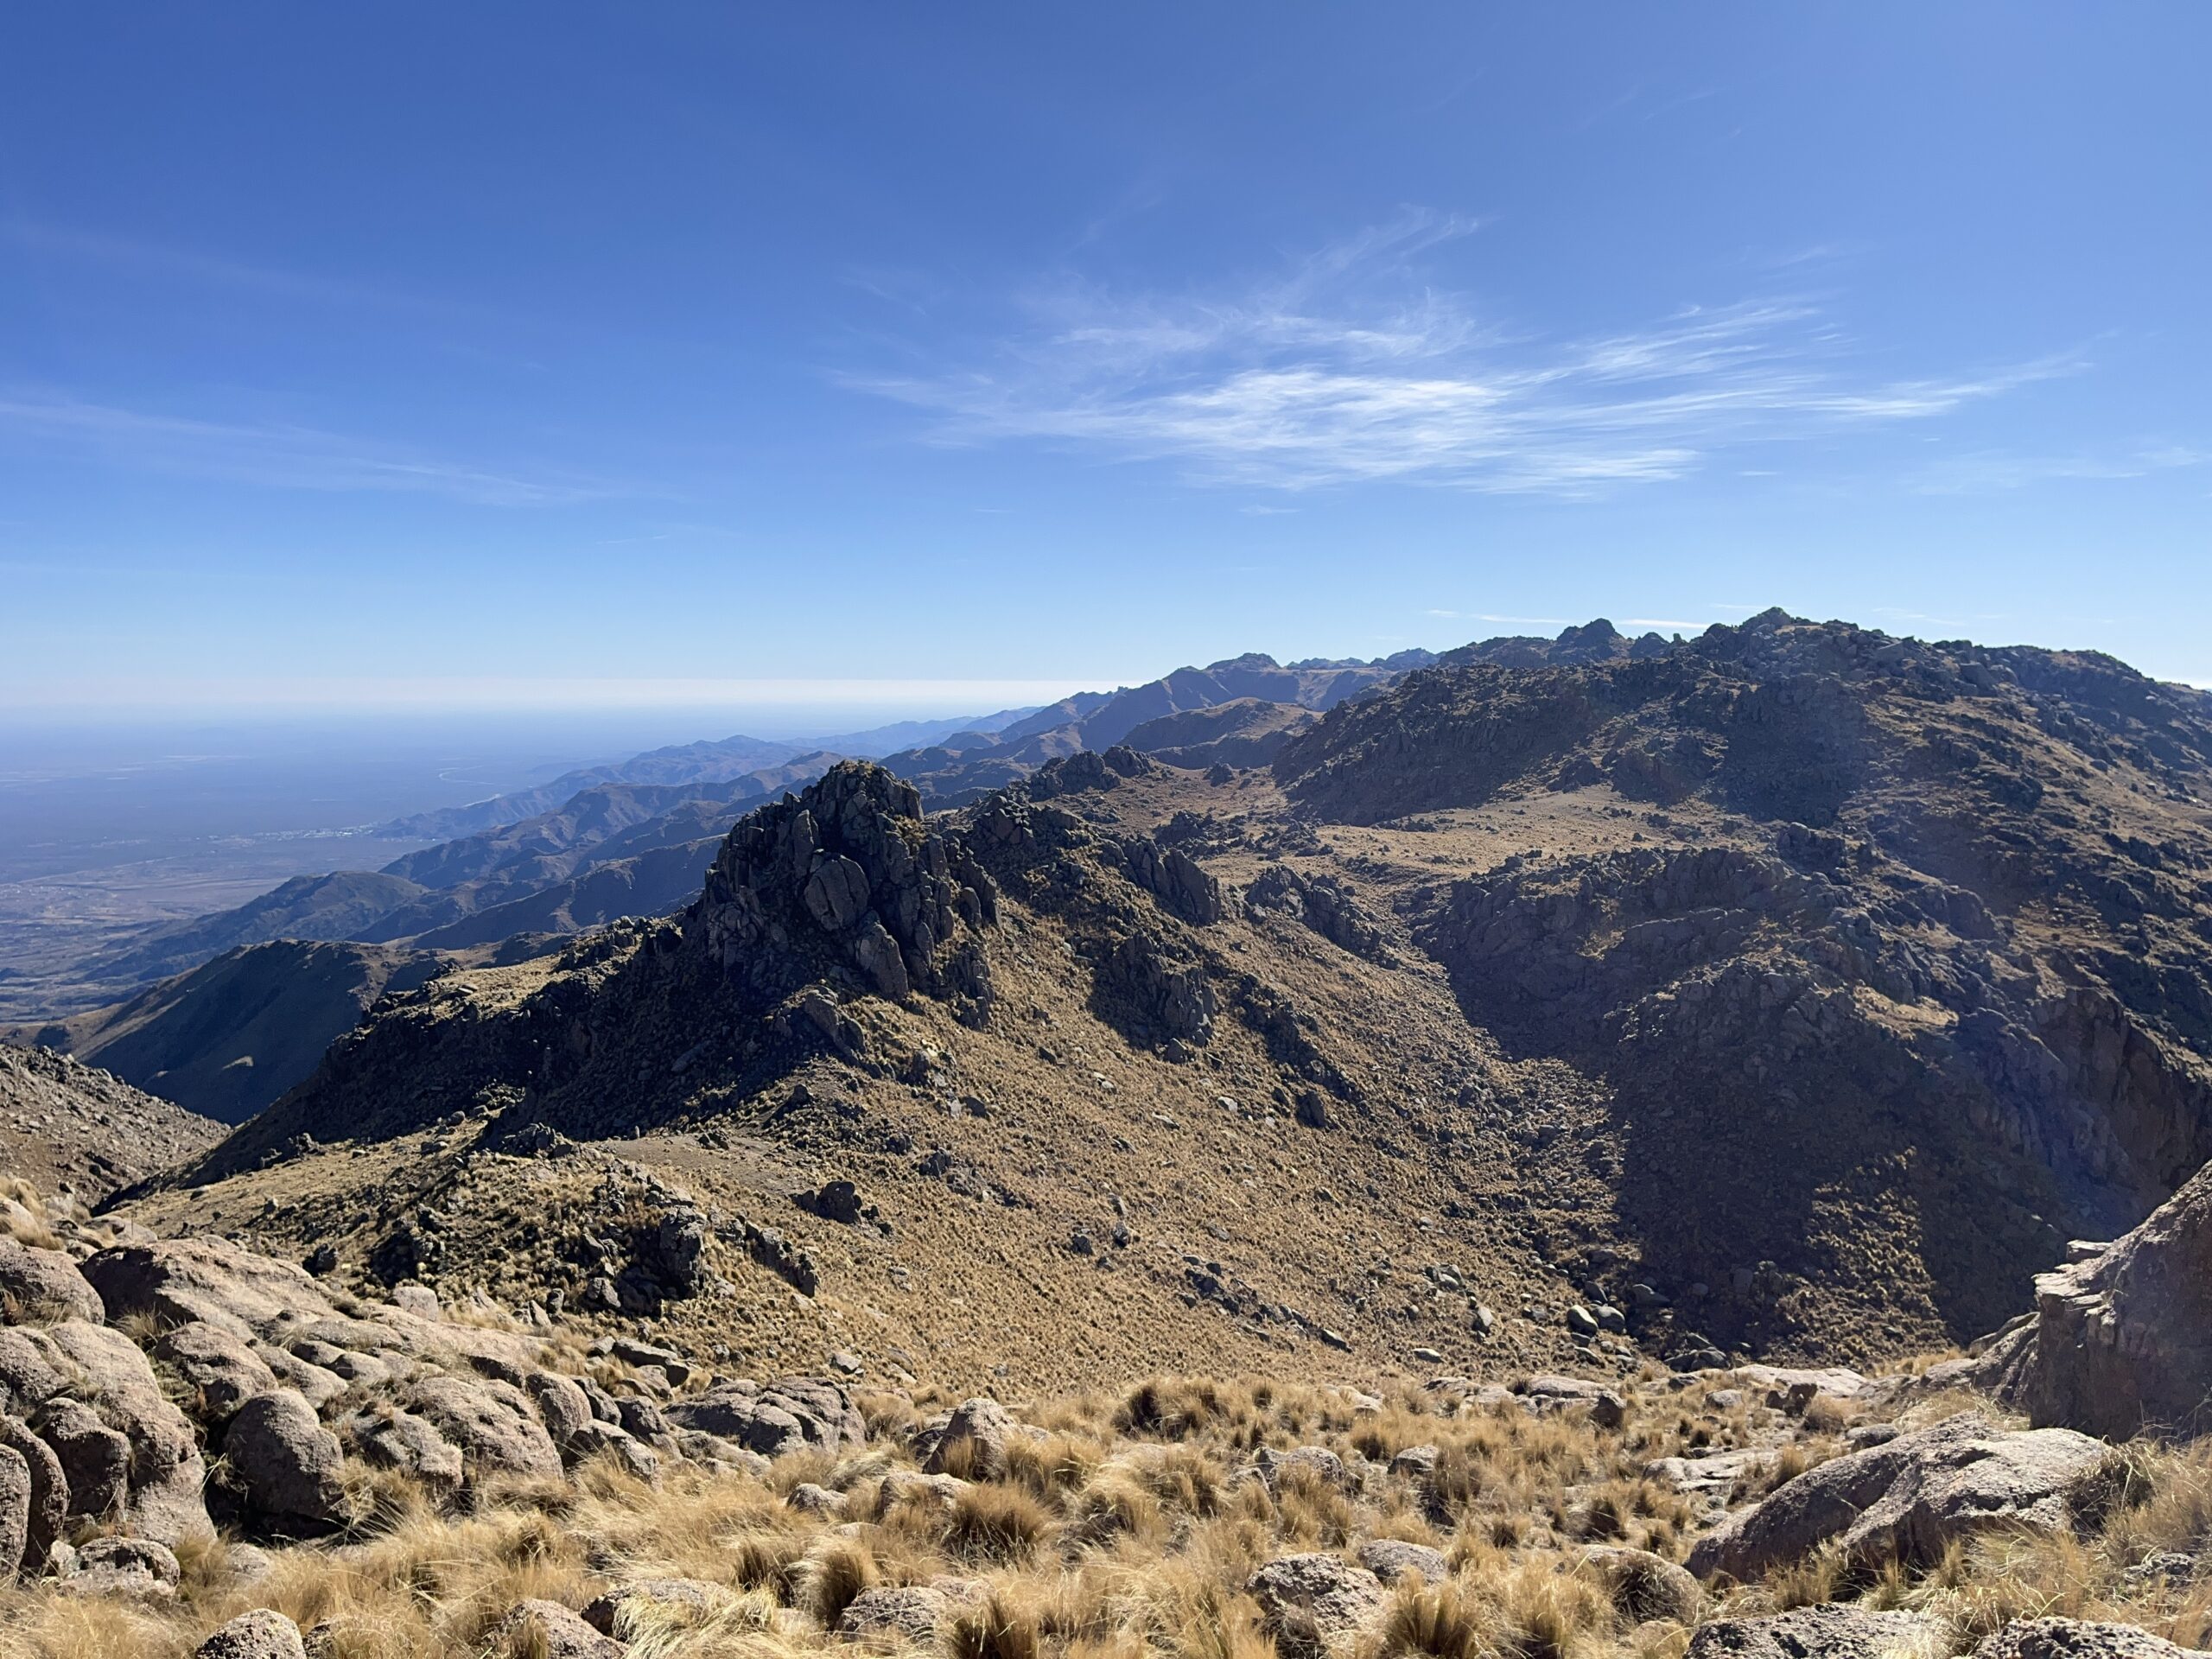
1127,1444,1225,1520
949,1592,1046,1659
803,1535,881,1626
944,1482,1056,1564
1070,1471,1166,1550
1118,1378,1237,1441
1007,1431,1104,1499
1428,1444,1489,1515
1490,1557,1612,1659
1375,1580,1492,1659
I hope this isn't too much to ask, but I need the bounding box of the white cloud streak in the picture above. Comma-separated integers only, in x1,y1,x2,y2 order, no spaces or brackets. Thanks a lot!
842,211,2074,495
0,391,612,505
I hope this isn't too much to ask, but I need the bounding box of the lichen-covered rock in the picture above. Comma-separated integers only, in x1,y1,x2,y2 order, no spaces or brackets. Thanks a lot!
0,1441,29,1579
0,1413,66,1572
156,1321,279,1423
195,1609,308,1659
663,1376,865,1460
489,1598,626,1657
63,1535,181,1600
836,1585,951,1645
1577,1545,1702,1625
226,1390,346,1529
1356,1539,1448,1584
1688,1412,2115,1580
1246,1553,1388,1659
582,1577,724,1637
921,1395,1015,1478
1973,1619,2211,1659
343,1407,464,1495
0,1236,105,1325
406,1374,563,1483
1688,1606,1945,1659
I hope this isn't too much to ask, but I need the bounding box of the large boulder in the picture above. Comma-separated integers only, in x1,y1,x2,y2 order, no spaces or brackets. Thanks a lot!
32,1319,210,1544
1688,1607,1946,1659
343,1407,464,1495
156,1322,279,1423
0,1441,29,1579
836,1586,954,1645
488,1599,626,1658
0,1414,67,1571
1989,1161,2212,1439
921,1396,1015,1478
226,1390,347,1530
406,1374,563,1483
39,1396,130,1520
195,1610,308,1659
1688,1412,2115,1581
1974,1621,2211,1659
663,1376,865,1460
0,1237,105,1325
1246,1553,1388,1659
81,1236,338,1340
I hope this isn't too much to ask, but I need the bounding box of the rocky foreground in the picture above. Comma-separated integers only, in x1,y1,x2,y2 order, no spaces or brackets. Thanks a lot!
4,1175,2212,1659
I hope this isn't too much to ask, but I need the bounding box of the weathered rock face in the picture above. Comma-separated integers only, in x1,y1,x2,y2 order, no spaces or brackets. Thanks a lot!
837,1585,956,1645
919,1395,1016,1479
1245,865,1398,966
663,1376,867,1461
0,1224,680,1553
693,762,998,1017
1688,1412,2115,1582
0,1238,106,1325
1246,1553,1388,1659
194,1610,308,1659
1687,1606,1945,1659
225,1390,347,1531
1973,1620,2212,1659
1987,1159,2212,1439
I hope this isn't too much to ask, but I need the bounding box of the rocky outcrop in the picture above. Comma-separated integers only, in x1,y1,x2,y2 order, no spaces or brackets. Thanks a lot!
1245,866,1397,966
0,1221,683,1553
0,1238,105,1325
1688,1412,2115,1581
1987,1160,2212,1439
663,1376,867,1460
693,762,998,1018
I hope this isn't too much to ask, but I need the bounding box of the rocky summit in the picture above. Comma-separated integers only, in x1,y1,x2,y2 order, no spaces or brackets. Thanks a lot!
7,611,2212,1659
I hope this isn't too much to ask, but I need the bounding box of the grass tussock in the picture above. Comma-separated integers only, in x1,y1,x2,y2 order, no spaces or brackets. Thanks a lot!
10,1364,2212,1659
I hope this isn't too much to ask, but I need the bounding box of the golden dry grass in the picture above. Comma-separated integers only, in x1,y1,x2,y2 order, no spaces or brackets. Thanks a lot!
4,1368,2212,1659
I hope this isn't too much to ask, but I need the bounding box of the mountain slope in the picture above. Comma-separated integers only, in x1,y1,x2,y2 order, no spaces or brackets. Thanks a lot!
3,937,560,1122
150,613,2212,1385
0,1040,222,1198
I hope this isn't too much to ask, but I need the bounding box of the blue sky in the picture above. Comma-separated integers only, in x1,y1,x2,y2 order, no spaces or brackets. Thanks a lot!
3,3,2209,716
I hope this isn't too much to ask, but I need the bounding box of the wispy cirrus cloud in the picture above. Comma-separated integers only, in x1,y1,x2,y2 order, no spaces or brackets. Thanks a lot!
0,391,614,505
1910,444,2210,494
841,209,2075,495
